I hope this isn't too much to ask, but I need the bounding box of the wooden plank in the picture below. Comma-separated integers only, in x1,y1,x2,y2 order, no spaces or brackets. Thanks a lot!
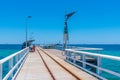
16,48,98,80
44,49,98,80
39,49,77,80
45,49,96,63
15,51,53,80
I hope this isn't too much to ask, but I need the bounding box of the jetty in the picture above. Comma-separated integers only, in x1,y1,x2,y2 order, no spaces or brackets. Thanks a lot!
16,47,97,80
0,46,120,80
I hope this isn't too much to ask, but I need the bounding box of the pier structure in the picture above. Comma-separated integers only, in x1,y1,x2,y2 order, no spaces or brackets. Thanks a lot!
16,47,98,80
0,47,98,80
0,46,120,80
65,48,120,79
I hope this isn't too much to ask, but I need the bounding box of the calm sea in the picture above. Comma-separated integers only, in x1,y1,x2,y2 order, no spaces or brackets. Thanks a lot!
0,44,22,59
0,44,120,79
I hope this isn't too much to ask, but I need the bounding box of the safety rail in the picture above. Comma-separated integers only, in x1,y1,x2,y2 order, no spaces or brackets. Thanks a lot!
65,49,120,80
0,47,29,80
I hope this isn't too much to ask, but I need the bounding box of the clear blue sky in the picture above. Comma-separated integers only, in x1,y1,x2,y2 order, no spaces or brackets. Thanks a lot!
0,0,120,44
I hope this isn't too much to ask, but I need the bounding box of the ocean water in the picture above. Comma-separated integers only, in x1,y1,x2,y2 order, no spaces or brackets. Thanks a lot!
0,44,22,59
0,44,22,78
0,44,120,79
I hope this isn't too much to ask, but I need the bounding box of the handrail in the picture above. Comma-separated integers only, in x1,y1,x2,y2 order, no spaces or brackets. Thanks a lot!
66,46,103,50
3,50,28,80
0,48,28,64
0,47,29,80
72,47,103,51
65,49,120,79
66,49,120,61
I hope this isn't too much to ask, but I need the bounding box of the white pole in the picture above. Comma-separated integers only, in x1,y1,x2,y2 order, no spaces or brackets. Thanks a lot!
26,18,28,48
82,54,86,68
9,58,13,79
0,64,2,80
97,56,101,75
26,16,32,48
73,53,76,64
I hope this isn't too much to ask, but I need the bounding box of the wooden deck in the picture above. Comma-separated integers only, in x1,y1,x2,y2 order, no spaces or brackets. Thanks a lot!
15,47,98,80
45,49,96,64
15,51,53,80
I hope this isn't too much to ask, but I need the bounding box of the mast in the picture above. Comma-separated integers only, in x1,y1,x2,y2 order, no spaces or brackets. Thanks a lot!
63,11,76,50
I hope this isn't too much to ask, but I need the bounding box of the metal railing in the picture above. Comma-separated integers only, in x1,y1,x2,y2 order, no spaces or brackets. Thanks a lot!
0,47,29,80
65,49,120,80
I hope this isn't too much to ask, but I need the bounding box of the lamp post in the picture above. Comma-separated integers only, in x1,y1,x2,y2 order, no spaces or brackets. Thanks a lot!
63,12,76,50
26,16,32,48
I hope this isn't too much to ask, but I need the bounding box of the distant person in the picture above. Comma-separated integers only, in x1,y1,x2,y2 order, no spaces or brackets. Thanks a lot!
32,45,35,52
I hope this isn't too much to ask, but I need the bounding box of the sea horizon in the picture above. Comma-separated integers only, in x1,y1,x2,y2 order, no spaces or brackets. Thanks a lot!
0,43,120,79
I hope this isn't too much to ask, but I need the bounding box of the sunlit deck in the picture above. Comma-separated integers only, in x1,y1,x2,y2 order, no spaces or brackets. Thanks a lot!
15,47,98,80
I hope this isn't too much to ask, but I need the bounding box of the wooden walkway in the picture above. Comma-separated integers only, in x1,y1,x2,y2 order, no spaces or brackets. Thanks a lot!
15,50,53,80
15,47,98,80
45,49,96,63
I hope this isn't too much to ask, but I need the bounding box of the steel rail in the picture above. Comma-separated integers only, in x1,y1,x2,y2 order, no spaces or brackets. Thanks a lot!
37,47,82,80
37,49,56,80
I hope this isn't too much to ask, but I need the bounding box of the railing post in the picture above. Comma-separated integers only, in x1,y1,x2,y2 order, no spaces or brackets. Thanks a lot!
0,64,2,80
97,56,101,75
69,52,72,61
66,51,71,61
82,54,86,68
27,48,29,55
9,58,13,79
73,53,76,64
19,52,22,60
65,51,68,60
16,55,19,69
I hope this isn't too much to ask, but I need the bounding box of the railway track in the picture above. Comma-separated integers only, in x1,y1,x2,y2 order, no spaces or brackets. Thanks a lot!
36,47,82,80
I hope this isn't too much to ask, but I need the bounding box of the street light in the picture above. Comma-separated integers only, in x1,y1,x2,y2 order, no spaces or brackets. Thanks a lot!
63,11,76,50
26,16,32,48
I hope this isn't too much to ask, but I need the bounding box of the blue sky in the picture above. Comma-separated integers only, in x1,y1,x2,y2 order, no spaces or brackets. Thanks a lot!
0,0,120,44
